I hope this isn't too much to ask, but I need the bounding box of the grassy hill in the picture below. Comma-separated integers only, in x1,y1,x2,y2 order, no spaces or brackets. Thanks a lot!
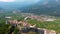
0,13,60,34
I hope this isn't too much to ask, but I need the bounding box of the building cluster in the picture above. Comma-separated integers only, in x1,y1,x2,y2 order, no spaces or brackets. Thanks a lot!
25,15,56,21
6,20,57,34
38,28,57,34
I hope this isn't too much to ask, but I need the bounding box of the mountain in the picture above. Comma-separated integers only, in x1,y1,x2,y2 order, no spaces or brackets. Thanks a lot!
18,0,60,16
0,0,40,10
0,0,60,16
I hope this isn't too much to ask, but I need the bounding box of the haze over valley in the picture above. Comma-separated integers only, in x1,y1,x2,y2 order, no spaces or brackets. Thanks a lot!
0,0,60,34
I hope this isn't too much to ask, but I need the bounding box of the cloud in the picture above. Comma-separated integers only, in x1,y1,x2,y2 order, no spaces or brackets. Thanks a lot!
0,0,15,2
56,0,59,2
0,0,40,3
16,0,40,3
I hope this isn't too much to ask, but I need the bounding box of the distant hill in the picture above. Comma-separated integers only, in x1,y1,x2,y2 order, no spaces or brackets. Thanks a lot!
0,0,60,16
19,0,60,16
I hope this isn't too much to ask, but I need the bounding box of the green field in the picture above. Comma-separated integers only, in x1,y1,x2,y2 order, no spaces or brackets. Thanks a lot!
0,13,60,34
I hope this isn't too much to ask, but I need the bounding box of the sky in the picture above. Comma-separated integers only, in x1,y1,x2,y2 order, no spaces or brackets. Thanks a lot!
0,0,15,2
0,0,40,2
